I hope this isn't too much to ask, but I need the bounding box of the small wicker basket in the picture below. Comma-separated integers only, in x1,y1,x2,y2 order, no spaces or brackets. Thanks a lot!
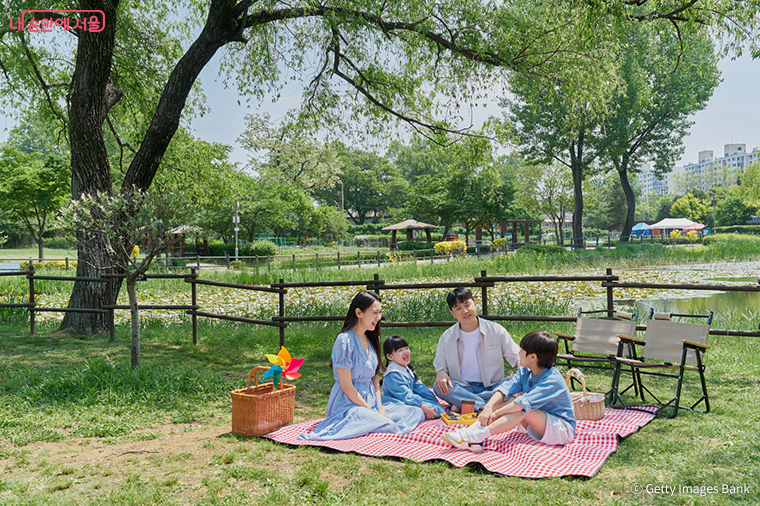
231,366,296,437
566,368,605,421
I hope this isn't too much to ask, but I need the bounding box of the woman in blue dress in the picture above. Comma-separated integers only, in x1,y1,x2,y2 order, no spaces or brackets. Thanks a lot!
300,290,424,440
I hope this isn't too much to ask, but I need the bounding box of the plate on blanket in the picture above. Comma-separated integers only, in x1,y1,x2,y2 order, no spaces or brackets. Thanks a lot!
265,407,657,478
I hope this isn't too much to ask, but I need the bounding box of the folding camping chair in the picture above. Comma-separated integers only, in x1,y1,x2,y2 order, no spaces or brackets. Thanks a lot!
611,309,713,418
555,309,640,403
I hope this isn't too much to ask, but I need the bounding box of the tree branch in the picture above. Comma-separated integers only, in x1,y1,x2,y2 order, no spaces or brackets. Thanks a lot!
19,32,68,129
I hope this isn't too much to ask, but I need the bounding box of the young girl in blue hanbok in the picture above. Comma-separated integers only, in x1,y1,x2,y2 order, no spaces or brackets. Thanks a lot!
300,291,424,441
381,335,445,419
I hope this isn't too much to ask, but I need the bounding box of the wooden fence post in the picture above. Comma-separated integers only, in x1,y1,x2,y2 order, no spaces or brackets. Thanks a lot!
225,252,230,269
377,250,380,267
337,251,341,270
191,268,198,345
606,268,614,316
65,257,69,270
279,278,285,347
107,273,115,342
481,269,488,316
373,273,380,296
358,251,361,267
28,266,35,336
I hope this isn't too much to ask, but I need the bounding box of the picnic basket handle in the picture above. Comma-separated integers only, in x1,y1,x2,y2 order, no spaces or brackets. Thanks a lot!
246,366,282,389
565,368,589,396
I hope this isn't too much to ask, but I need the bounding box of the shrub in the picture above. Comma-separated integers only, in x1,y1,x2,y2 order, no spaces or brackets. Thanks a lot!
670,230,682,240
434,240,466,256
241,240,277,257
397,240,431,251
493,238,508,250
208,239,235,256
713,225,760,235
354,235,370,247
21,260,78,269
686,230,699,243
516,244,567,256
44,234,77,249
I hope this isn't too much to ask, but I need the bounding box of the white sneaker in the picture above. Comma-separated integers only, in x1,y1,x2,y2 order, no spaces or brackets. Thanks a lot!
442,421,486,453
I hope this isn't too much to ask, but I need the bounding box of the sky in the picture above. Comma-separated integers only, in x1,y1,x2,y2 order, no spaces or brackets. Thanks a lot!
1,45,758,170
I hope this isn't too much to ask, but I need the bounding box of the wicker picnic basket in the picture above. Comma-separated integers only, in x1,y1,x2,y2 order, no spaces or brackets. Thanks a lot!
566,368,605,421
231,366,296,437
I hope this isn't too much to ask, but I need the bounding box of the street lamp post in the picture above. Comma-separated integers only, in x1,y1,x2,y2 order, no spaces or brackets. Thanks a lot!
234,201,240,261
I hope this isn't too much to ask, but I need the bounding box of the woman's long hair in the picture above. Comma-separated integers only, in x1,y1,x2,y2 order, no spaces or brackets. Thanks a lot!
341,290,383,374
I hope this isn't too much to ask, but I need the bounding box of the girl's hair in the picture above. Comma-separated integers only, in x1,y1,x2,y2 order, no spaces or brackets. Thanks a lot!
382,335,418,379
520,331,558,368
340,290,383,374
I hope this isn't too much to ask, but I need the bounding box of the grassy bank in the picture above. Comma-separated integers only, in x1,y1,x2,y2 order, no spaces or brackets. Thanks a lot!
0,317,758,505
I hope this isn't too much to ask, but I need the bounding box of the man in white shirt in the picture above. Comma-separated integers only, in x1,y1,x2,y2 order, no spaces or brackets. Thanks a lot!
433,287,520,411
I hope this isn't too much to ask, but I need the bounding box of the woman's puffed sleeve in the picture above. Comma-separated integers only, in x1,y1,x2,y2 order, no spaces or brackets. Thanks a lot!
331,332,354,370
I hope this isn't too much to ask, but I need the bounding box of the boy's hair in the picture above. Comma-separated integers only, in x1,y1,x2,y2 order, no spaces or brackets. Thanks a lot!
520,331,558,368
446,287,474,309
382,335,418,379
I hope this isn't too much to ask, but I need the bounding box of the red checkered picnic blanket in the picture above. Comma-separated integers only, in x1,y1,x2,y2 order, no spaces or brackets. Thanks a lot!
266,407,656,478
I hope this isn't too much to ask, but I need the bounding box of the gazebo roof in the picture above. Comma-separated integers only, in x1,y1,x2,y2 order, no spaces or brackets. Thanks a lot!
382,219,439,231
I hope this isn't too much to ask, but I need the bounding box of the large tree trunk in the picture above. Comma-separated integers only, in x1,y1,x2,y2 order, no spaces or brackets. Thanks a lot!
61,0,121,335
571,162,584,249
617,163,636,243
569,134,585,250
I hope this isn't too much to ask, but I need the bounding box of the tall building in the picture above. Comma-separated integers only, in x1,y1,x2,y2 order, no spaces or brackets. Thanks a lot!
679,143,759,192
638,162,670,196
638,143,759,195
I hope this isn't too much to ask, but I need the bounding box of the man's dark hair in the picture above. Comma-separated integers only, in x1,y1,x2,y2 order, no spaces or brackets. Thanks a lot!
446,287,475,309
519,331,558,368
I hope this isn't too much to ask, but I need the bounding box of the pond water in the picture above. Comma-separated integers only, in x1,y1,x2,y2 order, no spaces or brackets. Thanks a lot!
617,276,760,324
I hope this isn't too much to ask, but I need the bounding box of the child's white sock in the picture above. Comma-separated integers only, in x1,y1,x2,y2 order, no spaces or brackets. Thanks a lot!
469,421,491,442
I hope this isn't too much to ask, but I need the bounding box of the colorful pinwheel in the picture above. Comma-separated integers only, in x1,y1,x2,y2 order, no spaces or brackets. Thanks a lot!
261,346,304,388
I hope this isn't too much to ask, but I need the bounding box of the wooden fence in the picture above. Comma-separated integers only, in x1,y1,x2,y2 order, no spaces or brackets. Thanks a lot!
4,268,760,344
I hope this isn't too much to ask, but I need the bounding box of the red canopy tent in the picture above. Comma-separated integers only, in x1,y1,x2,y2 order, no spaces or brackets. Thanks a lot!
683,223,706,231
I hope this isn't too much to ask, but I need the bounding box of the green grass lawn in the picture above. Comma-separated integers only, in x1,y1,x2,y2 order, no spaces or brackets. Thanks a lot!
1,318,758,505
0,247,78,261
